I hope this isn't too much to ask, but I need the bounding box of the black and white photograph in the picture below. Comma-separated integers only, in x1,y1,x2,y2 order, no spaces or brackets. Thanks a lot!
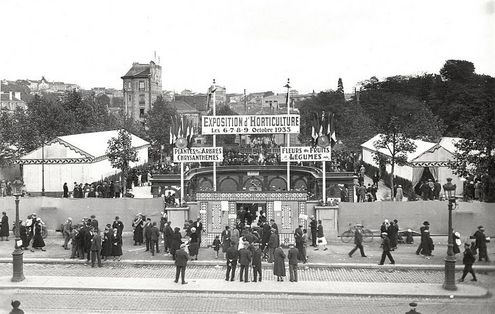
0,0,494,313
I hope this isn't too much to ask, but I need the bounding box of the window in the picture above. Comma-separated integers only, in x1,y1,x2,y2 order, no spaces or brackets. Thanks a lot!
127,81,131,89
139,108,145,118
139,81,145,91
139,94,145,105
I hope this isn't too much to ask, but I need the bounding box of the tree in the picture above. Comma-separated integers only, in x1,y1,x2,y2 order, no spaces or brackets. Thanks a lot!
449,75,495,202
337,78,344,100
106,129,139,195
145,96,178,161
440,60,475,82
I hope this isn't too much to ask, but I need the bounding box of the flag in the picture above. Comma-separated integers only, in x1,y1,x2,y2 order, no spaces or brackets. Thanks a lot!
329,113,337,147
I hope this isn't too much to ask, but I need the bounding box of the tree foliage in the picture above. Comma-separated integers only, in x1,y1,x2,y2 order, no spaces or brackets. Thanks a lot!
106,129,139,194
145,96,178,160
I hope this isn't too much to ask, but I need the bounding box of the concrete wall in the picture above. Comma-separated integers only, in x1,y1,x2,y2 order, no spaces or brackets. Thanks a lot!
0,197,165,231
338,201,495,238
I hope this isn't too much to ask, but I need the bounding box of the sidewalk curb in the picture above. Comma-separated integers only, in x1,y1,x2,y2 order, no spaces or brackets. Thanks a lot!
0,277,489,299
1,258,495,272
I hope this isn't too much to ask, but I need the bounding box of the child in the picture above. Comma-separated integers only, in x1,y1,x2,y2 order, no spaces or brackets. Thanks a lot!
460,242,477,282
212,235,221,259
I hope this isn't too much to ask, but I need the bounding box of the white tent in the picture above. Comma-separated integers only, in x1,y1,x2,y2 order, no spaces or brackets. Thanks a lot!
361,135,464,195
18,130,149,194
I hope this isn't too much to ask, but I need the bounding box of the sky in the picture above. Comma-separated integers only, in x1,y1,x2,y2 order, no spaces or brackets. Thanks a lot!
0,0,493,94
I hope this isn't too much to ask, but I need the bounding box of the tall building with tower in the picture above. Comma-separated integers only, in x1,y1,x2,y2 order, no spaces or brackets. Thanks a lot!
121,60,162,124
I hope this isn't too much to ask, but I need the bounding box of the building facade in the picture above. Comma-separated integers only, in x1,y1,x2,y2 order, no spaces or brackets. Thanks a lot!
121,61,162,123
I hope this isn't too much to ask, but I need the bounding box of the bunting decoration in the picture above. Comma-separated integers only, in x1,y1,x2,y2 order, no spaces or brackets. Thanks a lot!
310,111,337,148
169,114,195,148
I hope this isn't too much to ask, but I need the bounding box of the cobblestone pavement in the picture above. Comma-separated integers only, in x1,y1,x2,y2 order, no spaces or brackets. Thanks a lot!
0,263,460,283
1,234,494,267
0,289,494,314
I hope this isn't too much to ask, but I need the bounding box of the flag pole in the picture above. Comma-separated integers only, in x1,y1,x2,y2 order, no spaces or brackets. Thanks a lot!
285,78,291,192
212,79,217,192
180,161,184,204
322,158,326,205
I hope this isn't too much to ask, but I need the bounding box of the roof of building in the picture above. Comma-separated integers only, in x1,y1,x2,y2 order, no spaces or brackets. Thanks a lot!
361,134,437,162
121,63,152,79
55,130,149,159
170,100,200,113
174,95,208,111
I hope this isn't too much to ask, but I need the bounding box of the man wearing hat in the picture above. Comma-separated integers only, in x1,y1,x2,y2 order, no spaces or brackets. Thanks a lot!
174,243,189,284
309,216,318,247
416,221,430,255
405,302,421,314
473,226,490,262
225,242,239,281
378,232,395,265
238,241,252,282
62,217,72,250
252,242,263,282
288,243,299,282
90,227,102,268
348,224,367,258
294,224,303,260
459,242,477,282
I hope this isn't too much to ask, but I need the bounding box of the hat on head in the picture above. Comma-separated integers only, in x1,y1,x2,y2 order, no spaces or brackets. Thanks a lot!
190,227,196,233
393,219,398,223
384,219,389,223
423,221,430,225
381,232,388,235
11,300,21,308
298,224,303,227
356,224,363,227
478,225,484,230
106,224,111,228
464,243,470,247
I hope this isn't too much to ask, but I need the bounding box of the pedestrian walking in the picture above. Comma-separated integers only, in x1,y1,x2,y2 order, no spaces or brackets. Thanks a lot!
252,242,262,282
348,224,367,258
378,232,395,265
0,212,9,241
90,228,102,268
62,217,72,249
389,219,399,250
239,241,252,282
32,218,46,251
273,246,286,281
473,226,490,262
309,216,317,247
174,243,189,284
315,220,327,251
150,221,160,256
459,242,477,282
225,242,239,281
416,221,430,255
420,229,434,258
212,235,221,259
288,243,299,282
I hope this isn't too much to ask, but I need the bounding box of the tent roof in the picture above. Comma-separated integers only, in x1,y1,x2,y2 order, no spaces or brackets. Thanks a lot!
55,130,149,159
361,134,436,162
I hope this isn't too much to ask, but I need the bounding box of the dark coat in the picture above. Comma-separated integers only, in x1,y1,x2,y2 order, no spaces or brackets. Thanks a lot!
238,248,252,266
170,231,182,250
463,248,476,265
474,230,487,249
273,247,286,276
310,219,317,232
32,222,45,248
0,215,9,236
111,233,122,256
317,224,324,238
354,229,363,245
226,246,239,261
102,230,113,256
175,248,189,267
381,237,392,252
252,248,262,266
268,233,279,248
288,247,299,265
112,221,124,236
150,226,160,241
90,233,102,251
221,229,231,252
144,222,153,239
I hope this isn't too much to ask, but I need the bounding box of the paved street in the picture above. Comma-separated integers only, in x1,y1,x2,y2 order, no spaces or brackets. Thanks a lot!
0,288,494,314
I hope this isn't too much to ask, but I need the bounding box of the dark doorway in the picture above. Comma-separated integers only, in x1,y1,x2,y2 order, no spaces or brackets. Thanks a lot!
414,167,435,195
236,203,266,227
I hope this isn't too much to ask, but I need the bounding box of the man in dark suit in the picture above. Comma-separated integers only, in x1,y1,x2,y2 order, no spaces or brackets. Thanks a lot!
309,216,317,247
90,228,102,267
416,221,430,255
150,221,160,256
238,242,252,282
459,242,477,282
288,243,299,282
174,243,189,284
144,218,152,251
474,226,489,262
225,243,239,281
164,221,173,253
378,232,395,265
294,224,303,260
112,216,124,237
252,242,263,282
348,224,367,258
270,219,279,235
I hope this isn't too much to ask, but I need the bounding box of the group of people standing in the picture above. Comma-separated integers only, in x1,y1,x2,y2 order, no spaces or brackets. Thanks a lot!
63,181,122,199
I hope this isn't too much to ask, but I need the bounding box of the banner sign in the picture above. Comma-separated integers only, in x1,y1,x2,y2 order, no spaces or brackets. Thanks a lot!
280,146,331,162
202,114,300,134
173,147,223,162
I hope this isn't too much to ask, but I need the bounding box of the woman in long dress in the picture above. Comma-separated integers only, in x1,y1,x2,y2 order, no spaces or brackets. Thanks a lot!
132,214,144,245
170,227,182,260
102,226,114,261
111,228,122,261
188,227,199,260
273,246,286,281
32,219,46,251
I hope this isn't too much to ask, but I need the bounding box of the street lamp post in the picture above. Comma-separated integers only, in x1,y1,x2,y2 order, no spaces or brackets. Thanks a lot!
443,178,456,291
11,179,25,282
